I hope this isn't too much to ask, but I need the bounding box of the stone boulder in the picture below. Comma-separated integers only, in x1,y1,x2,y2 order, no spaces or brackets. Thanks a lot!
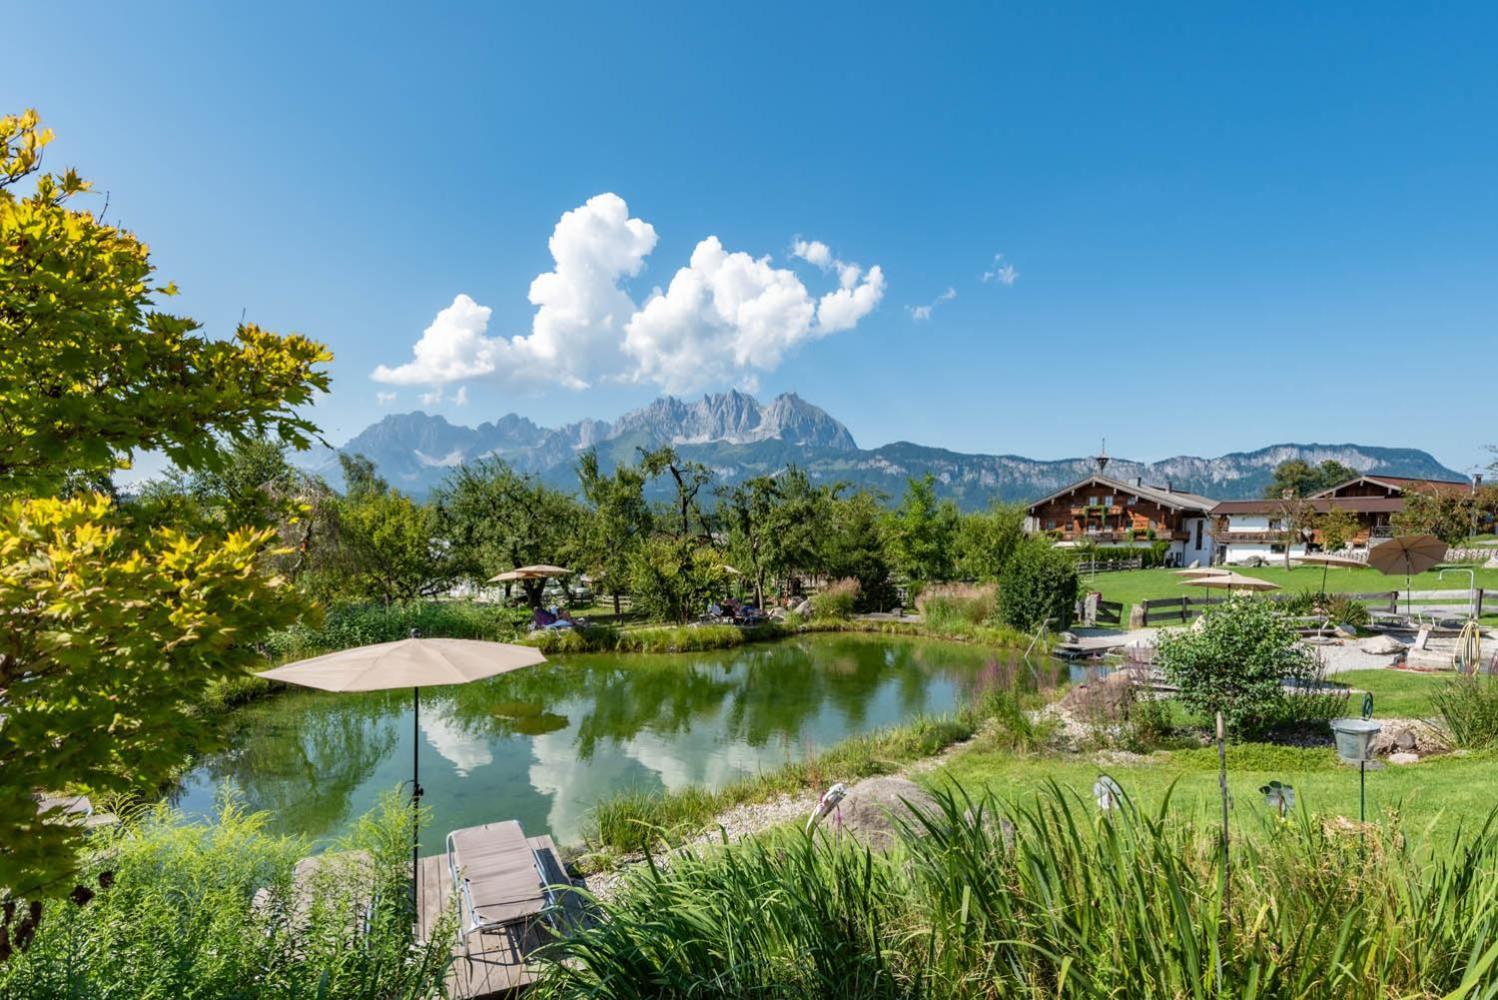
1370,719,1446,755
1359,635,1407,656
1388,752,1421,765
832,776,939,850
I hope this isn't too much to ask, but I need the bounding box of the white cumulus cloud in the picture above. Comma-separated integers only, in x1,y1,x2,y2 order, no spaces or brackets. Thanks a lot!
375,391,397,405
373,198,885,394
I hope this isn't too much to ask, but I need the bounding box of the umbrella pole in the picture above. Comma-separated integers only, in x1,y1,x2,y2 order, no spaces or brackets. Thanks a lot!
412,685,421,922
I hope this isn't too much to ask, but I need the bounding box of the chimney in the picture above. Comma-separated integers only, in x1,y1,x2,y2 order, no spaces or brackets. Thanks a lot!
1475,474,1483,492
1133,476,1142,489
1165,480,1173,493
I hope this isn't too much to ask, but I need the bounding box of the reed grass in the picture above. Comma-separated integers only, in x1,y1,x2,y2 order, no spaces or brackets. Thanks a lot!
0,792,453,999
537,780,1498,999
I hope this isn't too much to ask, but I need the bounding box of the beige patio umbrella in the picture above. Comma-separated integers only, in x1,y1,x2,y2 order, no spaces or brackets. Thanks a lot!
1174,567,1228,577
1367,534,1449,617
1293,552,1366,593
259,634,547,912
489,564,572,608
1186,572,1282,597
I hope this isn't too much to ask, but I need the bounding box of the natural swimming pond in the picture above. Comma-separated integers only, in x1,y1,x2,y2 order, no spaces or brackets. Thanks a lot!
173,634,1047,851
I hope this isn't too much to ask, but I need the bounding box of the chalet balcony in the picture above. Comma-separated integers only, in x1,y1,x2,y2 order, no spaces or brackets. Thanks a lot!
1070,505,1124,516
1058,529,1188,544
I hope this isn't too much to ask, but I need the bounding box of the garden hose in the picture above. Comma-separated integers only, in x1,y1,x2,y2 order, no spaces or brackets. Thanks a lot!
1455,618,1482,673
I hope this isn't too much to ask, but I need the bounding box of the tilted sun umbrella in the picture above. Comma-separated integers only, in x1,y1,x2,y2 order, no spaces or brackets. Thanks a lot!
1293,552,1367,594
1174,567,1228,578
258,635,547,912
1366,535,1448,618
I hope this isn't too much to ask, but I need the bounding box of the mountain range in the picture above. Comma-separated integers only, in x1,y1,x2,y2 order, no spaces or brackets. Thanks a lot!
300,390,1467,508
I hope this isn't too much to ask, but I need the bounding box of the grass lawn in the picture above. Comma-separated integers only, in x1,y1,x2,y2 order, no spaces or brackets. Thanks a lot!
1080,563,1498,623
1336,667,1450,717
930,741,1496,839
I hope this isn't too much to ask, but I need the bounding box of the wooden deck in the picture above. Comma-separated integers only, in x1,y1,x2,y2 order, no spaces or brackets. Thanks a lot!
416,834,584,999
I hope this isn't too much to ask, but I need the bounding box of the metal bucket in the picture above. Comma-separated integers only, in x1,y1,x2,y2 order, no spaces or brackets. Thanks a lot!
1330,718,1382,762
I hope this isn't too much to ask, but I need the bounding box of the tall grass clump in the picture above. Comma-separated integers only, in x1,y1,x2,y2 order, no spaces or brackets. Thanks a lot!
0,792,453,999
537,781,1498,999
1433,671,1498,749
263,600,531,662
809,578,861,619
916,583,997,632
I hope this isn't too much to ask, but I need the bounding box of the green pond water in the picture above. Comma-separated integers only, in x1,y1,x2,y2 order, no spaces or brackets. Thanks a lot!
174,634,1040,851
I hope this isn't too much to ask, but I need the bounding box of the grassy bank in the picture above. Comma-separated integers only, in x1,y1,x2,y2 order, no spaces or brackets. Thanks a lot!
535,781,1498,999
521,615,1036,655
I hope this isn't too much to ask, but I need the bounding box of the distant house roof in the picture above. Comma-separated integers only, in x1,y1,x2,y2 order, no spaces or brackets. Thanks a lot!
1027,474,1216,514
1309,475,1472,499
1210,496,1407,516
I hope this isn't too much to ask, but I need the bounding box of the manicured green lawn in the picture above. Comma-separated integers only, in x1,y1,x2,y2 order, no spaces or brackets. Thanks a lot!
930,743,1497,839
1080,564,1498,623
1337,667,1448,717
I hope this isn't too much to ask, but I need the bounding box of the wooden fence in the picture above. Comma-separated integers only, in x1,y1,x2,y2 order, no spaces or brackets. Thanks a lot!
1136,590,1400,627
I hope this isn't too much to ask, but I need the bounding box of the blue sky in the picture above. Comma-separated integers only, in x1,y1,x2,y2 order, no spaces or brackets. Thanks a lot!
12,2,1497,473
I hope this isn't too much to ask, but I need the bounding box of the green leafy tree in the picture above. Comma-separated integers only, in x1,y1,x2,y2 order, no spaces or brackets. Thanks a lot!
996,537,1079,631
337,487,456,604
822,490,896,611
721,475,781,607
1316,506,1360,553
887,474,959,583
628,536,726,623
640,446,714,539
1262,459,1359,500
0,109,327,901
434,458,582,606
1393,490,1478,546
577,450,653,614
954,501,1028,580
0,110,329,497
762,468,837,596
1155,598,1318,734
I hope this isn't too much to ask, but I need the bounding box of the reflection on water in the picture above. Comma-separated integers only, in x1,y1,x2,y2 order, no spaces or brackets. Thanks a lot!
173,634,1046,850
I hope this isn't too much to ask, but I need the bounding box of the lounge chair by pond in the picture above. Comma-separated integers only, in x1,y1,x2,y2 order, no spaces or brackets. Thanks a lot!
447,820,556,960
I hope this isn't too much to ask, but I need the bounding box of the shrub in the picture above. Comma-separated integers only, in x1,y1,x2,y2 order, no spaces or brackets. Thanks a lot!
915,582,997,630
628,537,726,623
1156,597,1326,735
0,792,452,998
808,578,861,620
1432,673,1498,749
1280,589,1370,628
996,538,1079,631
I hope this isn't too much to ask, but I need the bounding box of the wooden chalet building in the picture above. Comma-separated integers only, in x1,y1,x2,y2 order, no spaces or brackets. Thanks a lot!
1025,456,1219,567
1211,474,1477,565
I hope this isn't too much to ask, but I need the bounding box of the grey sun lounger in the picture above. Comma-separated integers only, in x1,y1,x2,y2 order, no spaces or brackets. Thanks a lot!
447,820,555,959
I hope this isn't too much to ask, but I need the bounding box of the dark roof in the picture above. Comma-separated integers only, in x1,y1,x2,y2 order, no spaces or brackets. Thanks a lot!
1310,475,1471,499
1027,474,1216,514
1210,496,1406,516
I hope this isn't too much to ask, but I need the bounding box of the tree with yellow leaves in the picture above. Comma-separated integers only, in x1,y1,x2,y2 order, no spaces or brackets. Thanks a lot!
0,109,329,907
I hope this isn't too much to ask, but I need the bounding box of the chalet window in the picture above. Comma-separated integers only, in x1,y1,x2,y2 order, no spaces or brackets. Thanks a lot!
1270,543,1286,553
1268,518,1282,531
1193,519,1203,550
1103,495,1114,506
